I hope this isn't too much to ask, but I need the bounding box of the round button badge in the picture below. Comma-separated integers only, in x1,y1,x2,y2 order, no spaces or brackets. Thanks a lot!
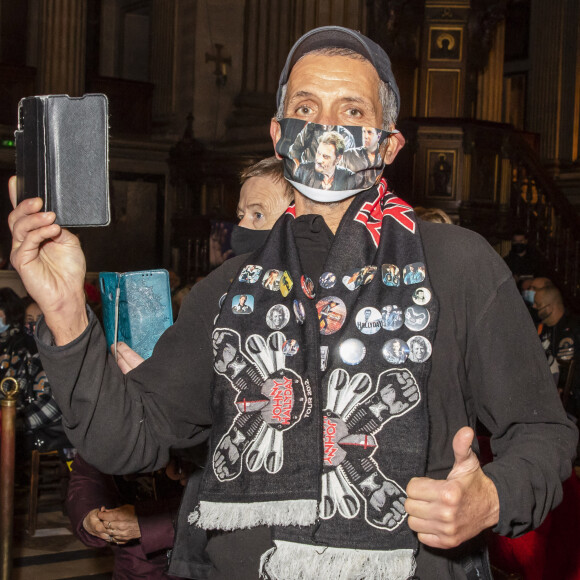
412,287,431,305
339,338,366,366
355,307,382,335
382,339,410,365
404,305,430,331
407,336,432,363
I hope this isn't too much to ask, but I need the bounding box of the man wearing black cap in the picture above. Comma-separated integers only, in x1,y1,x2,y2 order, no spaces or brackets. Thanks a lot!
8,26,576,580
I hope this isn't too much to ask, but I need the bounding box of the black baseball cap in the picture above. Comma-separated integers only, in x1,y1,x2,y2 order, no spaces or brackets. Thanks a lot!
276,26,400,116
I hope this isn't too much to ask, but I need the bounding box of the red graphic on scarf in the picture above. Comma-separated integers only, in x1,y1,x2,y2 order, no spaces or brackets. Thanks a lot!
354,180,415,246
323,416,339,465
269,376,293,425
285,204,296,217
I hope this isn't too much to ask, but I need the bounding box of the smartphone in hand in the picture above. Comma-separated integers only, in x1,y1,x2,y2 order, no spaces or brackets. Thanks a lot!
15,93,110,227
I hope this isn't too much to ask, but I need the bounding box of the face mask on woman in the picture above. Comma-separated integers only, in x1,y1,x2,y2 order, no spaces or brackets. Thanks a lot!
0,316,10,333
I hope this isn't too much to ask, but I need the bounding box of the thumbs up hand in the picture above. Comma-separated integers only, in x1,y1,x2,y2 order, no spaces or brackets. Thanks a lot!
404,427,500,549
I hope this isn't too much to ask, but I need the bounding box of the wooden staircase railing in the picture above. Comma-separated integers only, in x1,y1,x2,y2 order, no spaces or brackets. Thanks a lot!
505,131,580,303
395,117,579,306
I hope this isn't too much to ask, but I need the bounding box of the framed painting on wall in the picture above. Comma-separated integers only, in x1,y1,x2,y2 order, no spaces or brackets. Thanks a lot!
426,150,456,198
428,27,463,61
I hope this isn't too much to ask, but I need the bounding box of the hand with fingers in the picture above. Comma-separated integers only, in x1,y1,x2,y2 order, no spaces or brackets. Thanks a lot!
405,427,500,549
113,342,145,374
7,176,88,345
97,505,141,545
82,506,114,542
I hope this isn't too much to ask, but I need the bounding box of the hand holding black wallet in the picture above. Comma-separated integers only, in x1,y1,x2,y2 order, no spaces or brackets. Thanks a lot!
15,93,110,227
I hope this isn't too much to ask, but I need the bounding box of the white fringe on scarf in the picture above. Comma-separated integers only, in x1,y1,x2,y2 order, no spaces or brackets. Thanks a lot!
259,540,416,580
190,499,317,530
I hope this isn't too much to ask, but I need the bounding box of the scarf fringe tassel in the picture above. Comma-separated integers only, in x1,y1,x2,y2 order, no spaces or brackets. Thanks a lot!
259,540,416,580
191,499,317,531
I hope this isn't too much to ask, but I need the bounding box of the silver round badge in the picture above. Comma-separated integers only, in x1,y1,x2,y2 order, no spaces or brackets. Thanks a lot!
407,336,432,363
381,305,404,331
381,339,410,365
412,287,431,305
355,307,382,335
319,272,337,289
293,299,306,325
404,305,430,331
339,338,367,366
266,304,290,330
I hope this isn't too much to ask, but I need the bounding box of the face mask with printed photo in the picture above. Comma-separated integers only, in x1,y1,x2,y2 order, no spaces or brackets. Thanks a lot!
275,119,395,203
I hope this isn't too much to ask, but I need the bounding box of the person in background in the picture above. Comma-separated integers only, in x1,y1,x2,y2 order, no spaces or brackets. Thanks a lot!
66,452,187,580
209,157,294,269
232,156,294,254
520,276,553,309
0,290,66,455
533,286,580,417
414,206,453,224
18,296,69,454
503,230,546,287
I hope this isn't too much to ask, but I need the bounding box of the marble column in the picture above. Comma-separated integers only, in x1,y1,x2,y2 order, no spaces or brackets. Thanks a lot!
38,0,87,96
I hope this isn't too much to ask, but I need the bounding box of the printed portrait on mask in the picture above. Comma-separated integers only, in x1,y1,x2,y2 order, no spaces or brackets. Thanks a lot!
275,119,392,203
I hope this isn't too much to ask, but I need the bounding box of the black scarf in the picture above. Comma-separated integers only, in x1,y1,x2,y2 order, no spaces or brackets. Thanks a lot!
192,180,438,579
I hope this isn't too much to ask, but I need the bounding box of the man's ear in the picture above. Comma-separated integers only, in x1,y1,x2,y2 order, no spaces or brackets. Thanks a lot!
270,118,283,160
382,130,406,165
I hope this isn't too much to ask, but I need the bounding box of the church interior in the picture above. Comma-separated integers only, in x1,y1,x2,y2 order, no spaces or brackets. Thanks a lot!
0,0,579,578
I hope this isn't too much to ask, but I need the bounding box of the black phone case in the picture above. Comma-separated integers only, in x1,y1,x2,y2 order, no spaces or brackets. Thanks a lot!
15,93,110,227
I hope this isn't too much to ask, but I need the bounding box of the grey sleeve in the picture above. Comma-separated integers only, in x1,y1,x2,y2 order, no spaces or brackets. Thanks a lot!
35,259,244,475
469,277,577,536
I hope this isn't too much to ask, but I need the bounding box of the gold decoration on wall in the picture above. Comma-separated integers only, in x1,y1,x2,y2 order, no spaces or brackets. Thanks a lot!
428,27,463,61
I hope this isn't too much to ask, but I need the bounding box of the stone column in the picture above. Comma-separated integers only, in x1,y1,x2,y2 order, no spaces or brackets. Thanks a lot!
38,0,87,96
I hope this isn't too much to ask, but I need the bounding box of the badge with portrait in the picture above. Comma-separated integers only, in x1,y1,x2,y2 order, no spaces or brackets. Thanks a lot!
99,269,173,360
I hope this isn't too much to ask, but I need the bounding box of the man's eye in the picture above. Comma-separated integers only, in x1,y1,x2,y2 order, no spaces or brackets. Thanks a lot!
346,108,362,117
296,105,312,115
254,212,264,220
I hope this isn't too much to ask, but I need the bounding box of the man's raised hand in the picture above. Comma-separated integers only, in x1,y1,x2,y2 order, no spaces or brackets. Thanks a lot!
404,426,500,549
8,176,88,344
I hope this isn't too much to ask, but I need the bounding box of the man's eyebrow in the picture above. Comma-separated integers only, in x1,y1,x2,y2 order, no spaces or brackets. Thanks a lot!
237,202,265,213
287,90,316,101
340,96,376,111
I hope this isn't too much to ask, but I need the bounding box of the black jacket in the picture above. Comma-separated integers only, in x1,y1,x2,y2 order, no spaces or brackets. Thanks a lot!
36,220,577,580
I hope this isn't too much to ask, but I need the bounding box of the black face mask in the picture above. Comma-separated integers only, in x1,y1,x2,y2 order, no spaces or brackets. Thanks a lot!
512,243,527,254
230,225,271,256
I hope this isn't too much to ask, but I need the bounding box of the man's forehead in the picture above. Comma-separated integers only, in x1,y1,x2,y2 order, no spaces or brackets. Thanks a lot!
276,26,400,113
239,177,285,205
287,52,381,89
